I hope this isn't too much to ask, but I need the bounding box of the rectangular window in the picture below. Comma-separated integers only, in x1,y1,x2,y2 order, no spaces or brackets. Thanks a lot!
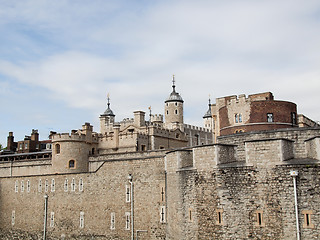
51,179,55,192
291,112,297,125
235,114,238,123
45,179,49,192
188,208,193,222
15,180,18,193
38,179,42,192
64,179,68,192
160,206,166,223
267,113,274,123
79,178,83,192
125,212,130,230
50,212,55,227
239,114,242,123
71,178,76,192
126,185,131,202
12,210,15,226
216,209,223,225
21,180,24,192
302,210,314,228
255,210,265,227
160,184,166,202
27,180,30,193
80,211,85,228
25,143,28,149
19,143,23,150
110,212,115,230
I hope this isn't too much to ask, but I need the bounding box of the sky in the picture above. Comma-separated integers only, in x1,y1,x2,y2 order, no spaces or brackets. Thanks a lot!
0,0,320,146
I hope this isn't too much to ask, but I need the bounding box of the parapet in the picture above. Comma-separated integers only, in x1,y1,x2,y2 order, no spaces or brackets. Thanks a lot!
305,136,320,160
151,114,164,123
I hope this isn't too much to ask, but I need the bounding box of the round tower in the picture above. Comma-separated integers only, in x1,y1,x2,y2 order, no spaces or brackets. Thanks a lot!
100,94,115,134
51,123,98,174
165,75,184,130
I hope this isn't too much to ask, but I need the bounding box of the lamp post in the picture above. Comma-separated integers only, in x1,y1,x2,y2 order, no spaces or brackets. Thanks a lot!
290,170,300,240
43,194,49,240
128,174,134,240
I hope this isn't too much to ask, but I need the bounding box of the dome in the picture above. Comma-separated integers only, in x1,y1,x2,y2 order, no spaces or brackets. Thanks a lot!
101,95,115,116
203,99,212,118
165,76,184,103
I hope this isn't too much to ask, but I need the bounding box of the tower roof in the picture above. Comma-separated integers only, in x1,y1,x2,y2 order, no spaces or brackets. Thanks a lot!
165,75,184,103
101,94,115,117
203,98,212,118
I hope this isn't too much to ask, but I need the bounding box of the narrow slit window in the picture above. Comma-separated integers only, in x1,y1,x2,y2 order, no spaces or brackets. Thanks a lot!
27,180,30,193
38,179,42,192
79,178,83,192
50,212,55,227
255,210,265,227
125,212,130,230
126,185,131,202
51,179,55,192
80,211,85,228
71,178,76,192
55,144,60,154
45,179,49,192
302,210,314,228
188,208,193,222
21,180,24,192
235,114,238,123
64,179,68,192
216,209,223,225
110,212,115,230
160,206,166,223
15,180,18,193
11,210,15,226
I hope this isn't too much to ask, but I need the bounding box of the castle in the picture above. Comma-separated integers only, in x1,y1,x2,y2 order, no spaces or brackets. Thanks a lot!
0,78,320,240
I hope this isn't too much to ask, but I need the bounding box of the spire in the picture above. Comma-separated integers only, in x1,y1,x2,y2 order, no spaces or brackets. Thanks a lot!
165,75,183,103
172,74,176,92
203,95,212,118
102,93,115,116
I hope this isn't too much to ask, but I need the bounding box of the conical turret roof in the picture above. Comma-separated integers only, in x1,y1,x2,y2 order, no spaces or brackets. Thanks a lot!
101,94,115,116
165,75,184,103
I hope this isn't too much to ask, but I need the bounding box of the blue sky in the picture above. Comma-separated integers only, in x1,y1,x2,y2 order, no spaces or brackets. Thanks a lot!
0,0,320,146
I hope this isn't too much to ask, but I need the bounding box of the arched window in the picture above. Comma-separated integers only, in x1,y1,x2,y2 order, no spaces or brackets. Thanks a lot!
69,160,75,169
175,109,178,114
55,144,60,154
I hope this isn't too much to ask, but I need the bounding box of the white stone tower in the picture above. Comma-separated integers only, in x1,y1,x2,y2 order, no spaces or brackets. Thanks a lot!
100,94,115,134
165,75,184,130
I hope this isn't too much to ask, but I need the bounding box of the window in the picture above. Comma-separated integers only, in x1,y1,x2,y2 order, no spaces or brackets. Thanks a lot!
110,212,115,230
25,143,28,149
141,145,146,151
55,144,60,154
27,180,30,193
69,160,75,168
291,112,297,125
175,102,177,106
51,179,55,192
19,143,23,150
216,209,223,225
45,179,49,192
125,212,130,230
166,110,168,115
71,178,76,192
235,114,238,123
188,208,193,222
160,206,166,223
64,179,68,192
267,113,274,123
50,212,55,227
160,184,165,202
126,185,131,203
12,210,15,226
15,180,18,193
239,114,242,123
36,144,39,150
79,178,83,192
80,212,85,228
175,109,178,114
21,180,24,192
255,210,265,227
302,210,314,228
38,179,42,192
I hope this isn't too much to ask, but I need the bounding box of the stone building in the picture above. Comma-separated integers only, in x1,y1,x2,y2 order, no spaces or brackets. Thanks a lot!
0,82,320,240
210,92,319,137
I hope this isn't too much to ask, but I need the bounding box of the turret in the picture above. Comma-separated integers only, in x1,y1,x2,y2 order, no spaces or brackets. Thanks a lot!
203,97,213,130
100,94,115,134
165,75,184,130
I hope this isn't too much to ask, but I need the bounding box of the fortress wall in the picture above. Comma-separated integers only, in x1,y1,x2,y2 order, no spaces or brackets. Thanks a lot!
0,155,166,240
306,137,320,160
0,159,52,177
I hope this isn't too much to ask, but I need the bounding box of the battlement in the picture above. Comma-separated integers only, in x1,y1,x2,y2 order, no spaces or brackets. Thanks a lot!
216,92,274,108
184,124,211,133
51,132,99,143
151,114,163,123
